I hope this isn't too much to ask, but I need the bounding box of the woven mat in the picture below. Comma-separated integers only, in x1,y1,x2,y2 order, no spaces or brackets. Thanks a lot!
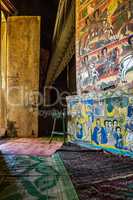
0,152,78,200
0,138,63,156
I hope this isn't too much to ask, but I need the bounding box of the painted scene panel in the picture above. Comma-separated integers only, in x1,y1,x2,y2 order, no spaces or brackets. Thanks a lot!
67,94,133,152
76,0,133,92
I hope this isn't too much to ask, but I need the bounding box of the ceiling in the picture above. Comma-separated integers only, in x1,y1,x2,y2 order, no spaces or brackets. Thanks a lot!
11,0,59,50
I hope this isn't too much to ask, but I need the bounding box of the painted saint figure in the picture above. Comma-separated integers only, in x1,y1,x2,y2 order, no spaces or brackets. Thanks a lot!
76,122,83,139
127,98,133,119
107,120,113,145
114,126,123,149
125,118,133,151
89,63,99,85
92,119,107,145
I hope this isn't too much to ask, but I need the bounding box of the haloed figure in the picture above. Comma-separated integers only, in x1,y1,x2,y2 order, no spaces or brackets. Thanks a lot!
104,119,109,136
107,120,116,146
101,47,108,58
101,47,110,73
114,126,123,149
108,120,113,132
92,118,107,145
76,122,83,139
127,98,133,118
89,63,99,85
125,118,133,151
113,119,118,131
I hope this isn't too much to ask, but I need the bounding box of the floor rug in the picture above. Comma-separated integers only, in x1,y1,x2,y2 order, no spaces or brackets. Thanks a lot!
58,143,133,200
0,152,79,200
0,139,8,145
0,138,63,156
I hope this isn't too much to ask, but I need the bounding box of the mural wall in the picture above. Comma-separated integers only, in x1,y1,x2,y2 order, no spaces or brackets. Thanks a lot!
68,0,133,152
76,0,133,92
67,0,133,152
67,88,133,151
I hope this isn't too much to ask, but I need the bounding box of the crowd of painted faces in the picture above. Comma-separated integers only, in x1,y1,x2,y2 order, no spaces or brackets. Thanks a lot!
92,115,133,151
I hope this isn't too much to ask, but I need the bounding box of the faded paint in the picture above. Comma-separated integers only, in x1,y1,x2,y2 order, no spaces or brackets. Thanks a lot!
76,0,133,93
67,89,133,152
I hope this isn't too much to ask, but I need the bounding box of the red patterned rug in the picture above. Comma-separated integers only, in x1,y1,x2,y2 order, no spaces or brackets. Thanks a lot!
0,138,63,156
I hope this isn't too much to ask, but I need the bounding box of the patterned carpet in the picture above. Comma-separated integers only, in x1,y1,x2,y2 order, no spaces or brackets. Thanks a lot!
58,143,133,200
0,152,78,200
0,138,63,156
1,140,133,200
0,140,8,145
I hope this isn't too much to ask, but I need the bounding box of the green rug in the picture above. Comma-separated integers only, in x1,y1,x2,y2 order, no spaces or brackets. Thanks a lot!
0,153,79,200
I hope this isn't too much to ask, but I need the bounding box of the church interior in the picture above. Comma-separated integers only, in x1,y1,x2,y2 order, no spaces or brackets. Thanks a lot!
0,0,133,199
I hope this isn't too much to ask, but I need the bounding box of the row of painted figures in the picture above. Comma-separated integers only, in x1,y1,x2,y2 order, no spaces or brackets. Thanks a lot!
76,118,133,151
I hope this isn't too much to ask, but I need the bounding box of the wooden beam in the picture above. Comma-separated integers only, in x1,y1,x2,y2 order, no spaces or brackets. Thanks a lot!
45,0,75,86
1,0,16,14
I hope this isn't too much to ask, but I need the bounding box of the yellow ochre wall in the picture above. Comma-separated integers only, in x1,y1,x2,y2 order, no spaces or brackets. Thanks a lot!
6,16,40,137
0,11,7,131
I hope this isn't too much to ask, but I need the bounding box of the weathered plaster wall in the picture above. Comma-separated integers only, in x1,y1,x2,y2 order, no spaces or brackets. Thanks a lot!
7,16,40,137
0,13,7,131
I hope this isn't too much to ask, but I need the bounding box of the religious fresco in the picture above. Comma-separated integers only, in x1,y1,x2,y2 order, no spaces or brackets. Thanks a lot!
67,91,133,152
67,96,94,142
76,0,133,92
67,0,133,154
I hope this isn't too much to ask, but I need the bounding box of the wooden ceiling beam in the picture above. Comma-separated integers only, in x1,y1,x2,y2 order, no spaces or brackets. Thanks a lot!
45,0,75,86
1,0,16,15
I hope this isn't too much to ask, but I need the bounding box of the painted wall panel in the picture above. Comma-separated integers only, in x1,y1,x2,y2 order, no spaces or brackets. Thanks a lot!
71,0,133,153
67,89,133,152
76,0,133,93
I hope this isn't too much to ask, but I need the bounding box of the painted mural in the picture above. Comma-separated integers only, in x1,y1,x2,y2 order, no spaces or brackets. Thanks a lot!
67,90,133,152
67,0,133,154
76,0,133,92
